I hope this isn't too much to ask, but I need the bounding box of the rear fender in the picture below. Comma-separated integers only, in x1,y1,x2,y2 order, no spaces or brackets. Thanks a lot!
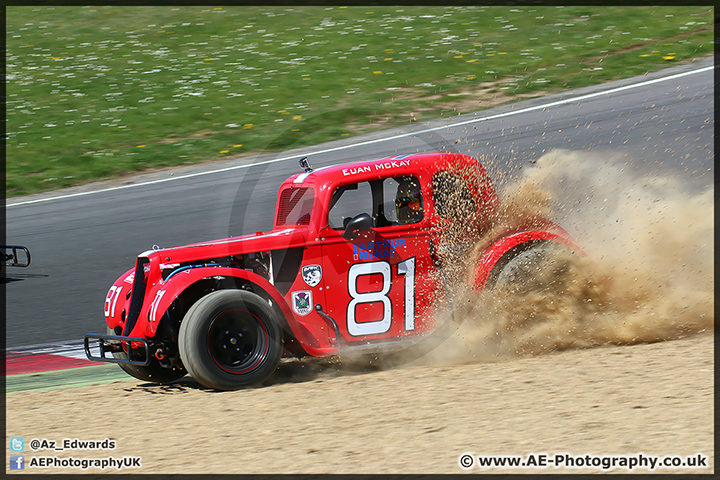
473,228,583,290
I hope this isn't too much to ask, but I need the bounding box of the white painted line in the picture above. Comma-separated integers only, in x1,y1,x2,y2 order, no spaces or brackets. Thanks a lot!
8,64,713,208
7,341,88,360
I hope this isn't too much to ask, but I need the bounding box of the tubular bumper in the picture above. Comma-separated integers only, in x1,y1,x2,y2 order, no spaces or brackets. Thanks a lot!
84,333,151,367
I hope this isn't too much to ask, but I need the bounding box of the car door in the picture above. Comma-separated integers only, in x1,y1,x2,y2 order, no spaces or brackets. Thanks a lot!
319,175,438,346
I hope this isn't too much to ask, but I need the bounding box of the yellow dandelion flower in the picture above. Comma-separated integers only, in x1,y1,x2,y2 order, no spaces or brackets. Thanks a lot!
204,58,213,61
220,150,230,154
373,71,383,74
233,144,242,148
244,124,253,129
137,145,146,148
384,58,393,61
292,116,302,120
292,129,300,132
662,56,675,60
466,59,478,63
498,52,507,55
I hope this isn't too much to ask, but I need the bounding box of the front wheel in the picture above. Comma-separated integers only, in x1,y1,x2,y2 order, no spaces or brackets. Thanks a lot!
179,290,282,390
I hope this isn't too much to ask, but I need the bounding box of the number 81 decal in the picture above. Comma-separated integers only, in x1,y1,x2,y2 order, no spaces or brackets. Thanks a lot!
104,285,123,318
347,258,415,336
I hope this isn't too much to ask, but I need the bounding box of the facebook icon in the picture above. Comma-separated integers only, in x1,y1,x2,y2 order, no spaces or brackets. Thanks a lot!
10,455,25,470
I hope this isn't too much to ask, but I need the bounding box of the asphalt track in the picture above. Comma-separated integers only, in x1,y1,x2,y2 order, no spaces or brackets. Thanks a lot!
6,57,713,348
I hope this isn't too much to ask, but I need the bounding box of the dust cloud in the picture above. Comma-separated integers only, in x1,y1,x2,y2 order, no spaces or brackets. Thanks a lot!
415,149,714,366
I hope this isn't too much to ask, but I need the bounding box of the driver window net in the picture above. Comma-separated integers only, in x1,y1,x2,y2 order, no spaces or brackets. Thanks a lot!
276,187,314,226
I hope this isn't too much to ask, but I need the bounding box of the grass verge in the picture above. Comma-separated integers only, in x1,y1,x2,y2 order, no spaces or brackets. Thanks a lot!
6,6,713,196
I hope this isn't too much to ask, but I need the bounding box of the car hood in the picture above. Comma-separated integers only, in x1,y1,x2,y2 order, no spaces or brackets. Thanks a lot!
140,227,309,264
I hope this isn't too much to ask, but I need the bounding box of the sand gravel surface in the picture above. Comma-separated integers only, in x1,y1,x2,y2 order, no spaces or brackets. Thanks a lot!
6,333,713,474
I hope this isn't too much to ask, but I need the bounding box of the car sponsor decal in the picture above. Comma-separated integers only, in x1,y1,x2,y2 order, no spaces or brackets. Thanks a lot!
353,238,406,261
301,264,322,287
342,159,410,176
291,291,313,316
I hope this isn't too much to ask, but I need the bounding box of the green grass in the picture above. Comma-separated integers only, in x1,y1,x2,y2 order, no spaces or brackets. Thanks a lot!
6,6,713,197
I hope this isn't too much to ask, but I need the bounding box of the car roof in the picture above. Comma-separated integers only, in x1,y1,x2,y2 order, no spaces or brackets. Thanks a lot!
282,152,481,188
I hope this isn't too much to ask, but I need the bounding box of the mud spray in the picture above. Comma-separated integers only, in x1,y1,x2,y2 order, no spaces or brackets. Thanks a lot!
413,149,713,367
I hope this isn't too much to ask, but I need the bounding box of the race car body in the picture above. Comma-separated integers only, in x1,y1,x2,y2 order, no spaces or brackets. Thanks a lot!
86,152,582,390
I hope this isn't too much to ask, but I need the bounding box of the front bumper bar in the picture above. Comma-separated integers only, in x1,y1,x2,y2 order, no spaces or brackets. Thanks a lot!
84,333,151,367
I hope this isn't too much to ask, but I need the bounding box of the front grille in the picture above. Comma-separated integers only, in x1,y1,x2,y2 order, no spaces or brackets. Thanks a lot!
123,257,149,336
276,187,314,226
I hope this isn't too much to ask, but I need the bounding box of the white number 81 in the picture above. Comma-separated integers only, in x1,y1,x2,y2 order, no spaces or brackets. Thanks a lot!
346,258,415,336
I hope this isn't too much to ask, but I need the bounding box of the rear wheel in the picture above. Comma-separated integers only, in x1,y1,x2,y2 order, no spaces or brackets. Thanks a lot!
489,241,578,294
179,290,282,390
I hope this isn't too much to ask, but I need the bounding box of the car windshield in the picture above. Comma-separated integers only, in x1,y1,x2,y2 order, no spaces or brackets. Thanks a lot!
276,187,314,226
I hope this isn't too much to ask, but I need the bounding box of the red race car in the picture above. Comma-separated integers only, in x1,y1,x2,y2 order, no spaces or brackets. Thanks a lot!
85,152,582,390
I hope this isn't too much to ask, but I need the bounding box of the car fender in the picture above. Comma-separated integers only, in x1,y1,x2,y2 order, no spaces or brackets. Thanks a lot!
104,267,136,331
472,228,583,290
132,266,321,353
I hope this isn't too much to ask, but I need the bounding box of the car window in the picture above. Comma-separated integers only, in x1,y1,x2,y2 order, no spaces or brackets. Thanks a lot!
381,177,401,224
328,181,373,229
329,176,423,230
432,172,476,220
388,176,423,226
276,187,314,226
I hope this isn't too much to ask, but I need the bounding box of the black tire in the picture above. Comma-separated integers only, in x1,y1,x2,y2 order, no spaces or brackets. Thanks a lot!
108,328,187,383
179,290,282,390
490,241,576,294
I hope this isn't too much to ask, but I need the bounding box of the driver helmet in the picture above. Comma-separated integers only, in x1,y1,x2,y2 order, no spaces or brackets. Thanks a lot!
395,178,423,224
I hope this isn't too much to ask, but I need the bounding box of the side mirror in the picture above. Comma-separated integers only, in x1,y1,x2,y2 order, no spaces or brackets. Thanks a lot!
342,213,373,240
